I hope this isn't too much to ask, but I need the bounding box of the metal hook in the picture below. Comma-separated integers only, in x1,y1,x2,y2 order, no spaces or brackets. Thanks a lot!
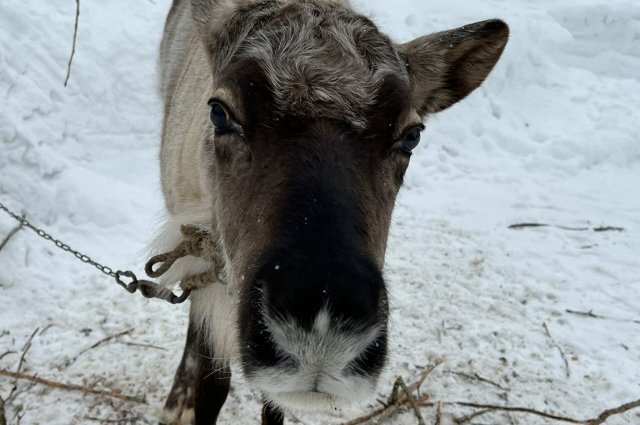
115,270,191,304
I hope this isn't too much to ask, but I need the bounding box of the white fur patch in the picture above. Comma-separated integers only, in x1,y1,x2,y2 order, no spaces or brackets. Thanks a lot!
147,209,238,364
265,391,341,413
247,309,381,412
190,282,239,363
157,407,195,425
157,407,180,424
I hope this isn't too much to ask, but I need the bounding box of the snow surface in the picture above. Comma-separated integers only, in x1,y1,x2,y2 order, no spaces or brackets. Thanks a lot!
1,0,639,424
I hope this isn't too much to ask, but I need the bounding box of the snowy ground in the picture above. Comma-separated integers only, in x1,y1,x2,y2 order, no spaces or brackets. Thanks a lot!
1,0,639,424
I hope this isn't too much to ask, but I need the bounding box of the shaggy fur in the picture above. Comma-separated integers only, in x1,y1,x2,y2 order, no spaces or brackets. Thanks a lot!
154,0,508,423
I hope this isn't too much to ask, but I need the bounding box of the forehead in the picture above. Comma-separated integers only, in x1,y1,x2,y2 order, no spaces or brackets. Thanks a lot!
221,1,409,126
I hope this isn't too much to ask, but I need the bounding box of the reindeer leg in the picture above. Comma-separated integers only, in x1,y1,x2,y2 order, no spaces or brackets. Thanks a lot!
193,334,231,424
261,402,284,425
160,319,231,425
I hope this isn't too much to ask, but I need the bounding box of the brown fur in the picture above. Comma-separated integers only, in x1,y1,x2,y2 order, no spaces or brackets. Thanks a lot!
155,1,508,423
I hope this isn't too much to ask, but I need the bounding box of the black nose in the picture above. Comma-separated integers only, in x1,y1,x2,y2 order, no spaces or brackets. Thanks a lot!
239,248,389,401
254,249,387,331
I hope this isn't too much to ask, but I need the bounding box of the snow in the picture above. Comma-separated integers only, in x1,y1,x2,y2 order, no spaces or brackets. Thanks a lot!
1,0,639,424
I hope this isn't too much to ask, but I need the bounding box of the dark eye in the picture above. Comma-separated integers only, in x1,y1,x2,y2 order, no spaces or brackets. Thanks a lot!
396,124,425,153
208,99,231,131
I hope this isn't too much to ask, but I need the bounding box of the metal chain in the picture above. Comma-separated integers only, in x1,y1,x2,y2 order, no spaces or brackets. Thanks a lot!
0,201,116,277
0,200,190,304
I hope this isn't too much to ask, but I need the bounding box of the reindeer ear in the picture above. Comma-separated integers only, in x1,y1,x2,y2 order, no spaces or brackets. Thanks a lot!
399,19,509,115
189,0,250,72
190,0,227,36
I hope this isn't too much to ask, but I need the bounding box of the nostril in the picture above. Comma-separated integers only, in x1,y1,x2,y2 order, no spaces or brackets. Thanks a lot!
240,290,298,372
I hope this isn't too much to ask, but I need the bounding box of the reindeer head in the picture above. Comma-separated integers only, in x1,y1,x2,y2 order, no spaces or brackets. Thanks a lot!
188,0,508,412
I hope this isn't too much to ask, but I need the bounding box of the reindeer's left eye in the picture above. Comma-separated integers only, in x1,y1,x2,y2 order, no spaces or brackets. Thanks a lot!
392,124,425,153
208,99,231,132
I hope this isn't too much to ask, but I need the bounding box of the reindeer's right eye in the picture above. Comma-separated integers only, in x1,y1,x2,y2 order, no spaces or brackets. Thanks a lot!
208,99,231,132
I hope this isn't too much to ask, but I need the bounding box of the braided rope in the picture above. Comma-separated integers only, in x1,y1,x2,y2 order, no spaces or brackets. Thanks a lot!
144,225,225,292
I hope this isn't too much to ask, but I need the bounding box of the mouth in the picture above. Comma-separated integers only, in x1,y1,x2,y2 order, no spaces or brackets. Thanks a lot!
264,390,343,413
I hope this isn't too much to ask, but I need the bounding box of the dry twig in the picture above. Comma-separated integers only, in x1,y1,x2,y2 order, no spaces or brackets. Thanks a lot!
61,328,133,369
407,358,444,395
79,328,133,355
593,226,624,232
447,370,508,391
343,359,640,425
341,407,387,425
16,328,39,375
38,324,55,336
508,223,624,232
13,412,24,425
453,407,494,424
542,322,570,378
0,216,24,251
0,351,16,362
341,358,443,425
119,341,166,351
449,399,640,424
508,222,549,229
6,327,39,403
565,309,640,325
587,398,640,424
566,309,600,318
64,0,80,86
84,415,145,424
395,377,425,425
0,369,145,404
435,402,442,425
0,394,6,425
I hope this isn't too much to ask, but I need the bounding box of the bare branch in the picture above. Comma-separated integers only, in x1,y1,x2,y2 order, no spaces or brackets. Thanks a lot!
543,322,570,378
565,309,640,325
0,351,16,362
508,223,624,232
341,406,387,425
587,398,640,424
61,328,133,369
0,393,6,425
566,309,600,318
409,357,444,394
118,341,166,351
446,370,509,391
449,399,640,425
396,377,425,425
0,369,146,404
16,327,39,373
38,324,55,336
454,407,494,424
64,0,80,87
83,415,145,424
341,358,443,425
343,353,639,425
0,216,24,251
593,226,624,232
508,222,549,229
435,402,442,425
7,327,39,403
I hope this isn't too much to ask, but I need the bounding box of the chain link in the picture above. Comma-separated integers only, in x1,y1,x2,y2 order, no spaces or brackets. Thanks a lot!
0,201,116,277
0,200,190,304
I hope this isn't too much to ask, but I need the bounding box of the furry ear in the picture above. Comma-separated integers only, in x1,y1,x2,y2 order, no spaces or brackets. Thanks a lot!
399,19,509,115
189,0,274,67
189,0,232,40
190,0,215,28
189,0,253,71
